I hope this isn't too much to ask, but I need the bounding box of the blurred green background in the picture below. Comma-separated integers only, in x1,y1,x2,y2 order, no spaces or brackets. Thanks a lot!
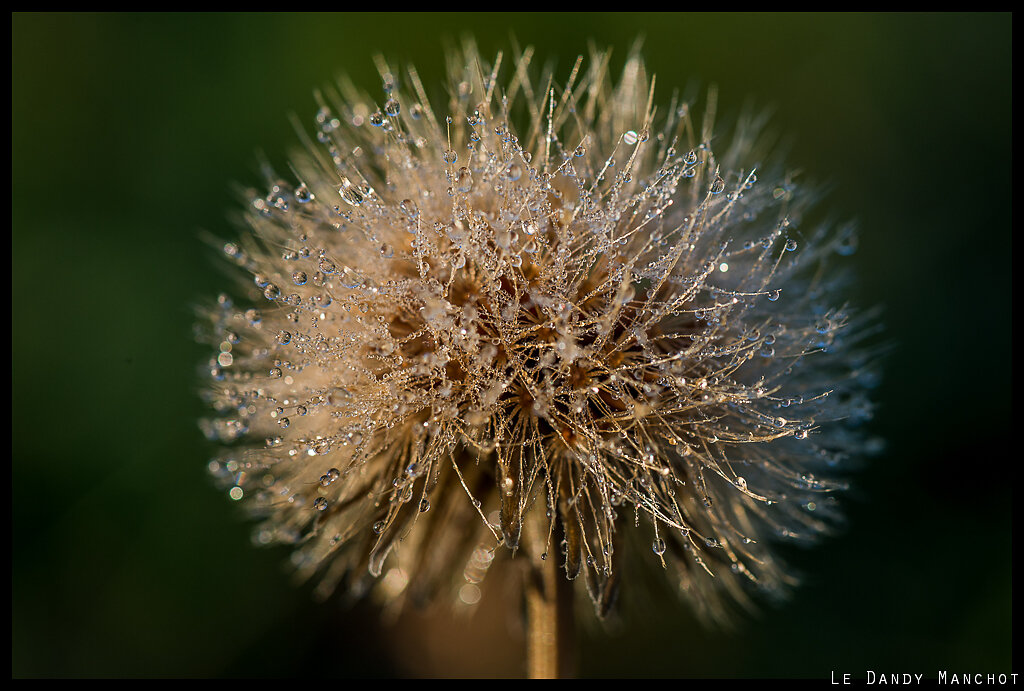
12,12,1011,678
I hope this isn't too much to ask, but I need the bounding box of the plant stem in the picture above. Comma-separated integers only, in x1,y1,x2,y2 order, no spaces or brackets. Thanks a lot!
526,552,575,678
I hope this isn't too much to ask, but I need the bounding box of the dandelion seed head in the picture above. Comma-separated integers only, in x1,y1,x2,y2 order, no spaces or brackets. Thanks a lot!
198,44,880,624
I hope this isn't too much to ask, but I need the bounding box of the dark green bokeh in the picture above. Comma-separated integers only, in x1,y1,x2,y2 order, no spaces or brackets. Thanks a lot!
13,13,1011,678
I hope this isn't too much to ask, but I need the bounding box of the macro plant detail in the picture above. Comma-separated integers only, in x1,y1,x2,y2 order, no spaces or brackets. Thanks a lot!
198,44,879,672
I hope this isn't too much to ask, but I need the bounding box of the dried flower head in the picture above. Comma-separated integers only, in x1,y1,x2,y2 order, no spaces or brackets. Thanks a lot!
198,44,879,629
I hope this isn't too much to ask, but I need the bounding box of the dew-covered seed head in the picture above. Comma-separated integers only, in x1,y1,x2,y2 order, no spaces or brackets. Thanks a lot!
198,44,881,626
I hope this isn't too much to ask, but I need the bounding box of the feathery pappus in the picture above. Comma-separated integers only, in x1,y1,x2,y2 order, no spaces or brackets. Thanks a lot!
198,43,880,627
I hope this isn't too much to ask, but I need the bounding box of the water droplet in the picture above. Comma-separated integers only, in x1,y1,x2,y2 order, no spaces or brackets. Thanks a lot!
836,227,859,255
384,98,400,117
373,520,385,534
623,130,639,146
313,497,328,511
652,538,667,555
339,182,364,206
419,498,430,512
292,270,307,286
710,176,725,195
767,289,781,302
269,367,282,378
443,149,457,164
455,166,472,193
